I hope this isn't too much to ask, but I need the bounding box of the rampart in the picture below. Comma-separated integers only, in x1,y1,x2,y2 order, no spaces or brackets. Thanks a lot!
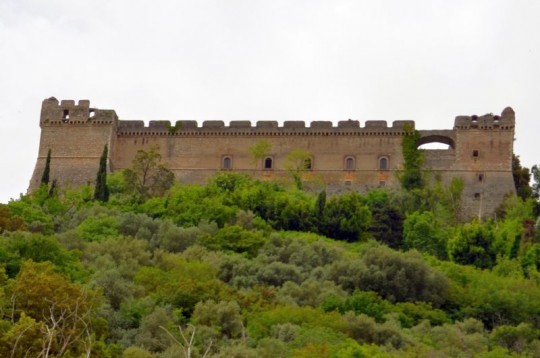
29,97,516,219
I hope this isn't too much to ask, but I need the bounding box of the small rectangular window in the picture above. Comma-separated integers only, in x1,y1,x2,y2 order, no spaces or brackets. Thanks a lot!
472,150,479,158
478,174,484,182
379,181,386,187
474,193,481,200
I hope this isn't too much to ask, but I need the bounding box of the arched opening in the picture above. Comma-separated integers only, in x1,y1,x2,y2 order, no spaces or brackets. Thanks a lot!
344,156,355,170
222,156,232,169
264,157,273,169
379,157,388,170
418,142,451,150
416,135,455,150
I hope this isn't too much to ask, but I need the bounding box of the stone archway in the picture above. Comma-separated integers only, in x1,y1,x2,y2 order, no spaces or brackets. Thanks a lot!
417,131,456,149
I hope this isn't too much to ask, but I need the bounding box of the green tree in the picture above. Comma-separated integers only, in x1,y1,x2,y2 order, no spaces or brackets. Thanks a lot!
532,164,540,215
41,148,51,186
512,154,533,201
134,306,176,352
403,211,449,259
448,221,496,269
489,323,540,355
123,146,175,199
319,192,371,242
94,145,110,202
364,191,404,249
192,300,244,338
200,225,266,257
0,232,86,279
532,164,540,199
285,148,312,190
0,204,25,233
7,261,103,357
357,245,449,306
438,260,540,328
249,140,272,168
135,256,228,316
315,190,326,220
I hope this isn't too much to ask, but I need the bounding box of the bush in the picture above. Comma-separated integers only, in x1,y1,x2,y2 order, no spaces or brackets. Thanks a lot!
201,225,266,257
358,245,448,306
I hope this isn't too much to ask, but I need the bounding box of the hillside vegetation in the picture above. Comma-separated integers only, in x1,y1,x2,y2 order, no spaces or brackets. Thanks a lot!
0,167,540,357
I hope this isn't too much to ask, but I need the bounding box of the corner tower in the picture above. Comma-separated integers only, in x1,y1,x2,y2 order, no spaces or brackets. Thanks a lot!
28,97,118,191
452,107,516,218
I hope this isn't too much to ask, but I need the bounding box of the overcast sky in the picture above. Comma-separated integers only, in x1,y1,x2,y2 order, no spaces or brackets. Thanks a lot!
1,0,539,203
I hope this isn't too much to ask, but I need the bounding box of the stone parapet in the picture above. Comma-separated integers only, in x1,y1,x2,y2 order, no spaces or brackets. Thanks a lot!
40,97,118,126
116,118,416,136
29,98,516,220
454,107,515,130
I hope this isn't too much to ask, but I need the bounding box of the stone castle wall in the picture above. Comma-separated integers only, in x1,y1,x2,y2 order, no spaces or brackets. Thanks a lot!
28,98,117,191
29,97,516,219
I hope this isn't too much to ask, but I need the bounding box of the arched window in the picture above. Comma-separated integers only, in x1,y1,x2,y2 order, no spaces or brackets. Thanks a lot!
264,157,273,170
379,157,388,170
344,156,355,170
222,156,232,169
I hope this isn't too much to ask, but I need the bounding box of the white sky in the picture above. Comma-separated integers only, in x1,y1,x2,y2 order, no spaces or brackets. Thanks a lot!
1,0,539,203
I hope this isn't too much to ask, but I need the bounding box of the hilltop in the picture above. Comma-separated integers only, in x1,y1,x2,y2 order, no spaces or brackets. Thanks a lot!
0,159,540,356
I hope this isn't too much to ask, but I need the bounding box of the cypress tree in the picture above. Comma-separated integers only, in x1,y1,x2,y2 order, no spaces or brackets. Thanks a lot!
94,145,110,202
48,179,58,198
41,149,51,185
316,190,326,219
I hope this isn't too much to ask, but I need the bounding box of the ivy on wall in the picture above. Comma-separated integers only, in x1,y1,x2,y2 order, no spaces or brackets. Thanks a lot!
399,124,424,191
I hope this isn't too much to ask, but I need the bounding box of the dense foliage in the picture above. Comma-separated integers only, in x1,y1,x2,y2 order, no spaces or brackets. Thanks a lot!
1,165,540,356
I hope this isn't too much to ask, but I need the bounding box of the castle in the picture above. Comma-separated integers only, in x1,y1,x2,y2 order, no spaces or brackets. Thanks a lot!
29,97,516,219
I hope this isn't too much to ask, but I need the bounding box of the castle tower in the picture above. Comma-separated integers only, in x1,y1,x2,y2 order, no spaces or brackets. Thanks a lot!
451,107,516,218
28,97,118,191
28,98,516,220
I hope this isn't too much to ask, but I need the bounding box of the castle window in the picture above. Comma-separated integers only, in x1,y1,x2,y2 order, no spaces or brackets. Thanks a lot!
264,157,273,170
222,156,232,170
478,173,484,182
344,156,355,170
379,181,386,187
62,110,69,121
473,150,479,158
89,109,95,118
305,158,312,170
379,157,388,170
474,192,481,200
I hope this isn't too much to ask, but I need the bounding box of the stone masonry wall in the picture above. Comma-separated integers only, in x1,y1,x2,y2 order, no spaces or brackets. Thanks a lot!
28,98,117,191
28,98,516,219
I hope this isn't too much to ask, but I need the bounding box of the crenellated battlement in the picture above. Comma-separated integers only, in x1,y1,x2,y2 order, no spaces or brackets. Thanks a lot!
116,118,415,136
454,107,515,130
29,97,516,220
40,97,118,126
